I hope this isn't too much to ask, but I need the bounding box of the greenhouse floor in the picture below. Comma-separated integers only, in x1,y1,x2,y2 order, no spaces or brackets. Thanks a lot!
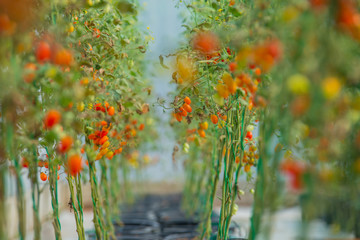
25,201,355,240
226,206,355,240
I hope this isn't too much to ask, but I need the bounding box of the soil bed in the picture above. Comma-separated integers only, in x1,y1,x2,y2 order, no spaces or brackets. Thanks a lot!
87,193,246,240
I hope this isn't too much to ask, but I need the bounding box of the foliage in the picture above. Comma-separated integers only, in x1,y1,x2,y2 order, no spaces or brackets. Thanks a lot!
0,0,155,239
167,0,360,239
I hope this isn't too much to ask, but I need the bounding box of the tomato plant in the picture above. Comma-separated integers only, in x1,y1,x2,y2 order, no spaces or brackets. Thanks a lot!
1,0,360,239
0,0,155,239
165,0,360,239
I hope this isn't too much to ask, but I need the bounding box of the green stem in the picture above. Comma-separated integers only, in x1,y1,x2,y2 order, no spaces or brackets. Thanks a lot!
76,174,85,235
200,129,223,240
218,129,230,240
110,156,121,224
249,111,266,240
31,146,41,240
67,175,85,240
46,147,62,240
223,108,247,238
100,158,115,239
217,102,248,240
88,153,106,240
15,161,26,240
6,125,26,240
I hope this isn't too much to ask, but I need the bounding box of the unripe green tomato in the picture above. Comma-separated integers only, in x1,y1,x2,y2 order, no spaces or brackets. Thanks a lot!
75,140,82,147
128,60,134,68
68,149,77,157
64,112,74,126
86,148,96,161
146,118,154,126
231,204,239,216
46,67,57,78
104,4,111,13
246,125,254,132
183,143,190,153
53,125,64,138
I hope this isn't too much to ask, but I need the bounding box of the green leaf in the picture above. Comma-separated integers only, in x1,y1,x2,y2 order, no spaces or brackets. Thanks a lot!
239,98,249,106
213,93,224,106
211,2,219,9
91,1,108,9
198,60,215,63
115,90,123,96
116,1,136,14
193,86,200,95
42,131,57,145
229,7,242,17
104,73,116,79
196,22,212,29
123,102,133,108
181,24,191,31
159,55,169,69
